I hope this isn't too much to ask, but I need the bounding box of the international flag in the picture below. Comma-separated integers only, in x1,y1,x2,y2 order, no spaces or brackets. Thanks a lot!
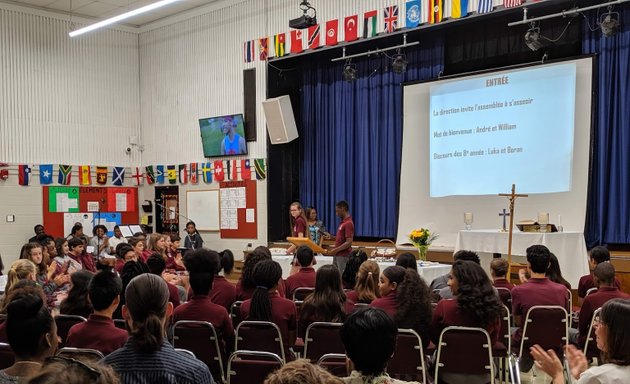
344,15,359,42
290,30,303,53
58,165,72,185
156,165,165,184
167,165,177,184
477,0,493,13
145,166,155,185
406,0,422,28
201,163,213,183
384,5,399,33
39,164,53,185
189,163,198,184
451,0,469,18
504,0,523,8
307,24,321,49
363,10,378,38
241,159,252,180
132,168,144,186
254,159,266,180
213,160,225,182
243,40,255,63
226,160,237,181
178,164,188,184
96,166,108,185
325,19,339,46
79,165,91,185
112,167,125,186
0,163,7,181
18,165,31,186
259,37,268,61
428,0,443,24
225,161,233,181
273,33,286,57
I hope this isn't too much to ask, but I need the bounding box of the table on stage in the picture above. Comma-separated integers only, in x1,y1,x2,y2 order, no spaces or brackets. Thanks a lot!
454,230,590,287
271,254,451,283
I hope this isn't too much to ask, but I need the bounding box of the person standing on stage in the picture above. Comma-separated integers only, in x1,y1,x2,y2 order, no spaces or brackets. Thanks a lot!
327,200,354,274
286,202,308,255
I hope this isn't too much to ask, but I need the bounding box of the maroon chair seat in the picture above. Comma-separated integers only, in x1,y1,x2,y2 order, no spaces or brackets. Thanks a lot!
173,320,225,383
235,320,286,363
113,319,126,330
292,287,314,301
0,343,14,370
227,350,283,384
493,305,512,384
386,329,427,383
496,288,512,309
317,353,347,378
230,301,243,328
304,322,344,363
54,315,87,348
57,347,104,362
435,326,494,383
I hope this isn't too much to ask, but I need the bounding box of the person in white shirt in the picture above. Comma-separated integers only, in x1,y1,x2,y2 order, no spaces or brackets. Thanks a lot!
108,226,128,255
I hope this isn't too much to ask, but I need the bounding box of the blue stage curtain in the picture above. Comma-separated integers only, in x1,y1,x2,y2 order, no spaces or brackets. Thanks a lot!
583,6,630,247
300,38,444,238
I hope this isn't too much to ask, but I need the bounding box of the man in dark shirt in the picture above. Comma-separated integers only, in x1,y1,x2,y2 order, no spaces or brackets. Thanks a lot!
285,246,316,298
577,246,622,303
66,270,128,355
28,224,45,243
327,200,354,274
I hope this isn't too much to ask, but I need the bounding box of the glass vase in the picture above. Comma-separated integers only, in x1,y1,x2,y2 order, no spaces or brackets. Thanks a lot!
416,245,429,261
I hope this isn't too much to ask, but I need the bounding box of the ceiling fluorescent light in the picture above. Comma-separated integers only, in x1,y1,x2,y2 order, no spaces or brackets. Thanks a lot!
69,0,181,37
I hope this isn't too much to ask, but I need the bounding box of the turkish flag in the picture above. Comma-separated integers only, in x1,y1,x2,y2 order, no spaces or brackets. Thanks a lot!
290,30,303,53
344,15,358,42
325,19,338,46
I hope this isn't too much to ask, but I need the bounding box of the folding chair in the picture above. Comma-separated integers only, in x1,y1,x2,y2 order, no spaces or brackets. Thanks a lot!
113,319,127,330
293,287,314,301
235,320,286,363
317,353,347,377
226,350,283,384
585,287,598,297
303,322,344,363
583,307,602,361
513,305,568,384
434,326,494,384
175,348,197,358
492,305,513,384
54,315,87,348
386,329,427,383
57,347,104,361
230,301,244,328
0,343,14,370
173,320,225,382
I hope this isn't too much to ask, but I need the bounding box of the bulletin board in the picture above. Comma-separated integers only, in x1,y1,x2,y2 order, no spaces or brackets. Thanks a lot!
219,180,257,239
186,190,220,231
43,186,138,238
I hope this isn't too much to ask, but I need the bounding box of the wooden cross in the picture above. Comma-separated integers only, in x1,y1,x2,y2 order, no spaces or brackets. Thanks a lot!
498,184,528,276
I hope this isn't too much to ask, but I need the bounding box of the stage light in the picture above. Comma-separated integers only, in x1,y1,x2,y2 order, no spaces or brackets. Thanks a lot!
524,27,544,51
600,11,620,37
392,51,407,74
343,60,357,82
289,0,317,29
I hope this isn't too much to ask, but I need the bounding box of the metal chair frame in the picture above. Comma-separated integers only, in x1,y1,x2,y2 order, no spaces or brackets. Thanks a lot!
173,320,225,382
434,326,494,384
226,350,283,384
235,320,286,363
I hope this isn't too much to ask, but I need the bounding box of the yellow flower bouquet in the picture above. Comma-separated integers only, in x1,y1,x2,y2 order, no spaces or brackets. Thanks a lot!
408,228,438,261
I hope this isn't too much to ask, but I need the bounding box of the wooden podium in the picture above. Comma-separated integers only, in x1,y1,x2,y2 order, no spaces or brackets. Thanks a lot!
287,237,327,254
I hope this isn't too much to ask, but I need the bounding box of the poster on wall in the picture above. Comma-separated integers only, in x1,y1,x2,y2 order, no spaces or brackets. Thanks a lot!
63,213,94,236
93,213,122,236
49,187,79,213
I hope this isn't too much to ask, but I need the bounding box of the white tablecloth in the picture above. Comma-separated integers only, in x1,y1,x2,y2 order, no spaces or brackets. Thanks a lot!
454,230,589,287
272,255,451,284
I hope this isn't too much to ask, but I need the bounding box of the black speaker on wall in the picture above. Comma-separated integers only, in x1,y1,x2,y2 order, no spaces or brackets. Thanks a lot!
243,68,257,141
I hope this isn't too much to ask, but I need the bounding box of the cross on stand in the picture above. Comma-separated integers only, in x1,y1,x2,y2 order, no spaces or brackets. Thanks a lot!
498,184,528,278
499,208,510,232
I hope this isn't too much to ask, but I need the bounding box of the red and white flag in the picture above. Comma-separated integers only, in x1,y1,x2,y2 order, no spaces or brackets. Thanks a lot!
290,30,303,53
344,15,358,42
307,24,321,49
503,0,523,8
325,19,339,46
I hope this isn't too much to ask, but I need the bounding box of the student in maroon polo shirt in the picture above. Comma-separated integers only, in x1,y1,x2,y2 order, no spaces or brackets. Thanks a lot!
299,264,348,338
174,248,235,362
209,249,237,311
577,246,622,304
285,246,316,298
146,254,181,309
326,200,354,275
511,244,569,372
346,260,380,306
236,247,287,300
490,258,514,291
240,260,297,360
67,237,96,272
66,270,128,355
571,262,630,346
286,202,308,256
370,265,432,347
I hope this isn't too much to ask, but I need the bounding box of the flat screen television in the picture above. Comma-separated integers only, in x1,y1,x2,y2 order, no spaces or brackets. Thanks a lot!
199,113,248,157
